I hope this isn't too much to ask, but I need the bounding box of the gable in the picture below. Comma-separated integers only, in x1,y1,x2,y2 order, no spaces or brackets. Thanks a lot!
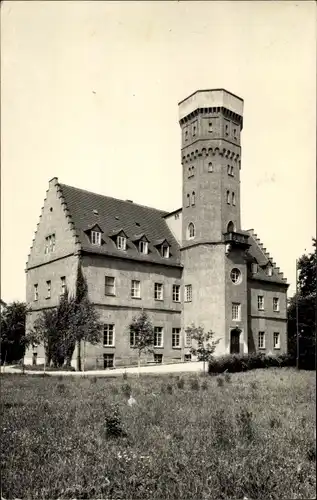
26,178,80,270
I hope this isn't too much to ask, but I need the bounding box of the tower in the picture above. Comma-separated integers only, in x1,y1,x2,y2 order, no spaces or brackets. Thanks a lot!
179,89,249,355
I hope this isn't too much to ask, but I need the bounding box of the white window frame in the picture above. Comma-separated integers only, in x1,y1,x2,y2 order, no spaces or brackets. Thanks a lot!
172,328,181,348
154,326,163,347
273,332,280,349
154,283,163,301
267,265,273,277
117,235,126,250
131,280,141,299
34,284,38,301
105,276,115,296
161,245,169,259
172,284,180,302
185,330,191,347
258,331,265,349
185,284,192,303
139,240,148,255
91,230,101,246
45,234,56,254
273,297,280,312
46,280,51,299
230,268,241,284
60,276,66,295
258,295,264,311
103,324,115,347
232,302,241,321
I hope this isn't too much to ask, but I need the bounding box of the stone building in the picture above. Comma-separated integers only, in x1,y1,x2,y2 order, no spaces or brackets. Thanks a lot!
25,89,288,369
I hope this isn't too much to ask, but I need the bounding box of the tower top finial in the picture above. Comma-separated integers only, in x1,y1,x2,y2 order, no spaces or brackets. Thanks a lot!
178,88,244,122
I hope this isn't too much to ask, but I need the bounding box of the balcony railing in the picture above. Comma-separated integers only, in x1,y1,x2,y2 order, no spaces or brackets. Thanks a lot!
224,231,250,248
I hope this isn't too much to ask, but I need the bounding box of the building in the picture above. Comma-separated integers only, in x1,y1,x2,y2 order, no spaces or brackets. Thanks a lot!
25,88,289,369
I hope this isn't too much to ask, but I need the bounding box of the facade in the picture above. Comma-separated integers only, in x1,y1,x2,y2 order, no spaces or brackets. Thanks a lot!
25,88,289,369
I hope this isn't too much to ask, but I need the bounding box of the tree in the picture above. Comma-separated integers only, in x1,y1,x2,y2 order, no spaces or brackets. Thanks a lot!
186,324,220,375
0,302,29,365
287,239,316,370
129,310,154,376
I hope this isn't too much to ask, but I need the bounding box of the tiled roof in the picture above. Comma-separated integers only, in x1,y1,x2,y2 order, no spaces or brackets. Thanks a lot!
246,230,288,285
59,183,182,267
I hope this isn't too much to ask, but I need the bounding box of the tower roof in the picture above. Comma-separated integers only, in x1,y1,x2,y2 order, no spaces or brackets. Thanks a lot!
178,88,244,122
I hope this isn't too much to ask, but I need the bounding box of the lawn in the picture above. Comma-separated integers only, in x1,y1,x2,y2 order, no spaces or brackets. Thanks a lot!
1,368,316,500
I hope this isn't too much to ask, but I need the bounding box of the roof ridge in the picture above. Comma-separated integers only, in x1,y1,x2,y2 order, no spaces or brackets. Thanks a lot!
59,183,168,215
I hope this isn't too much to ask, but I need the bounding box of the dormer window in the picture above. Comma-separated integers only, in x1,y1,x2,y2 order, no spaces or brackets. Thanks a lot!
91,230,101,246
161,244,169,259
251,263,258,274
117,235,126,250
267,265,273,277
139,240,148,255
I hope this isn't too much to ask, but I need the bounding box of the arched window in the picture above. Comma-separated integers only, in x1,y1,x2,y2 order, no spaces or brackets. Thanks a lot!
227,221,235,233
186,194,190,207
188,223,195,239
191,191,195,206
226,190,230,204
227,165,231,175
208,162,213,172
232,192,236,206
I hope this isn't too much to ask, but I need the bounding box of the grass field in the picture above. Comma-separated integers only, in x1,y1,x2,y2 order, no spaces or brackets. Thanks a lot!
1,368,316,500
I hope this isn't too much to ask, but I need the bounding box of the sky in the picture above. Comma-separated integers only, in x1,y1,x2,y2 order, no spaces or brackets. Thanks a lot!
1,0,316,302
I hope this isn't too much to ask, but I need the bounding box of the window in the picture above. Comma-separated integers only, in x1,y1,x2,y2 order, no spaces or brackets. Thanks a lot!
117,235,126,250
172,284,180,302
233,128,237,139
130,329,137,347
154,327,163,347
227,165,231,175
185,329,192,347
191,192,195,206
34,284,38,301
267,265,273,277
91,231,101,246
45,234,56,254
60,276,66,295
251,263,258,274
230,268,241,284
258,295,264,310
105,276,115,296
103,353,114,369
139,240,148,255
193,125,196,136
227,190,230,204
154,283,163,300
185,130,188,141
185,284,192,302
208,122,213,133
208,162,213,172
273,332,280,349
227,221,235,233
172,328,181,348
231,166,234,176
188,222,195,239
103,324,114,346
184,354,192,362
161,245,170,259
273,297,280,312
186,194,190,207
225,124,229,136
154,353,163,364
232,192,236,206
46,280,51,299
131,280,141,298
258,331,265,349
232,303,241,321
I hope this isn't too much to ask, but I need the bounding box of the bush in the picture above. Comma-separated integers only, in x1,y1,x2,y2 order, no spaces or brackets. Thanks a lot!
176,377,185,389
208,352,295,375
190,378,200,391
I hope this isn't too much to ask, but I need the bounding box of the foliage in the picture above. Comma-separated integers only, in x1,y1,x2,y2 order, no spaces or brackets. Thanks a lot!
0,302,30,364
186,324,220,374
208,352,294,374
287,239,316,370
1,369,315,500
129,310,154,373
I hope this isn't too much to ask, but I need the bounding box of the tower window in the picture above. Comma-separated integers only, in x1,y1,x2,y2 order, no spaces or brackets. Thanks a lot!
186,194,190,207
226,191,230,204
185,130,188,141
191,191,195,206
267,265,273,276
251,263,258,274
232,192,236,206
187,222,195,239
227,221,235,233
172,284,180,302
230,268,241,284
193,125,196,136
34,284,38,301
161,244,170,258
208,162,213,172
208,122,213,133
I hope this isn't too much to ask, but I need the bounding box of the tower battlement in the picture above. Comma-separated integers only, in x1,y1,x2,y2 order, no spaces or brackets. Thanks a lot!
178,88,244,123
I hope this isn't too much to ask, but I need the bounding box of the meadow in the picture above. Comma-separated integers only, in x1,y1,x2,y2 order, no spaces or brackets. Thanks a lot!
1,368,316,500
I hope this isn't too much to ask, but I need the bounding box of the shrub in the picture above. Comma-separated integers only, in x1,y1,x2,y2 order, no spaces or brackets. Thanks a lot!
122,371,128,380
105,404,126,438
190,378,200,391
176,378,185,389
237,408,254,441
201,379,208,390
166,383,173,394
121,383,131,397
224,372,231,383
208,352,294,374
216,376,224,387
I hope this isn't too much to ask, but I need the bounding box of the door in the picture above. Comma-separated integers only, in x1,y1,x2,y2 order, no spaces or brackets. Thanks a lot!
230,329,240,354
